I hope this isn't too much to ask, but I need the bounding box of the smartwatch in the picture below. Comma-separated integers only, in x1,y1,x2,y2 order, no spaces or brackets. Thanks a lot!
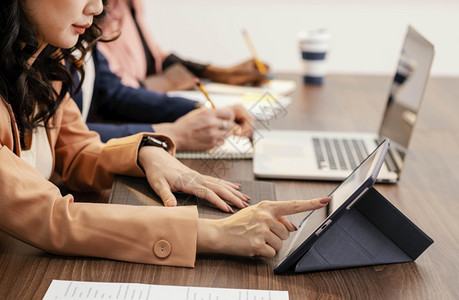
139,136,168,151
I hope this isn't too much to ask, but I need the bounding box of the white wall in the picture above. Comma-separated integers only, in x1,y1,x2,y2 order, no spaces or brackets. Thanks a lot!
143,0,459,76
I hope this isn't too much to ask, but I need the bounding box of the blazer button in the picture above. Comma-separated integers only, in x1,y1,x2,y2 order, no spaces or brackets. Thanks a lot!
153,240,172,258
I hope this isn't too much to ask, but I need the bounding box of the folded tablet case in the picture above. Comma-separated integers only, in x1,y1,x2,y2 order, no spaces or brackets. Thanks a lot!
294,187,433,273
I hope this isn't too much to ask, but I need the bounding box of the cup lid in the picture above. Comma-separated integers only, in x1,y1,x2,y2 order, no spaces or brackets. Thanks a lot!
298,28,331,43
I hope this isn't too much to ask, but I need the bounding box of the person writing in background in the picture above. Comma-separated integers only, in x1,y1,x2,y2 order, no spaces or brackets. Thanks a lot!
0,0,330,267
98,0,270,92
73,44,254,149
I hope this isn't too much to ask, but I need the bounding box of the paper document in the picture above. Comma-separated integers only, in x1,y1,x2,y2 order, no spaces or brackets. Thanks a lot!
43,280,289,300
204,80,297,96
168,90,291,121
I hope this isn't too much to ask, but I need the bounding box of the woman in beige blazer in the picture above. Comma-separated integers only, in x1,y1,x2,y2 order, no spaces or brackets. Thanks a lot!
0,0,329,268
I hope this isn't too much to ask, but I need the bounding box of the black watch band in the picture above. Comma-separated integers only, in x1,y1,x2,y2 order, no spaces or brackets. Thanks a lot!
139,136,168,151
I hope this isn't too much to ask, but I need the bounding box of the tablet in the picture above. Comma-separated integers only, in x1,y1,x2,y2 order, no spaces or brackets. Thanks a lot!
274,139,390,274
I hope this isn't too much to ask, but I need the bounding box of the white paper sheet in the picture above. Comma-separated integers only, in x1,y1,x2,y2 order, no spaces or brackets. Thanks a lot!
167,90,291,121
43,280,289,300
204,80,297,96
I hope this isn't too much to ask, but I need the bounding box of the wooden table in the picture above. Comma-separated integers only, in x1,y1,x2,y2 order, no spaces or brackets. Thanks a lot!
1,74,458,299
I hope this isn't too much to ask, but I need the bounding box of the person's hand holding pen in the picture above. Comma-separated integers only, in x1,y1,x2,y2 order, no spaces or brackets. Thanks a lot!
153,79,254,150
202,59,270,86
228,103,254,137
167,29,269,87
152,108,253,151
197,77,254,136
195,78,254,137
153,107,234,151
202,28,273,87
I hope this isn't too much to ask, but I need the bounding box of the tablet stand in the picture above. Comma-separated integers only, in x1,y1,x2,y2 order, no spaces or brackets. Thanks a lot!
294,187,433,273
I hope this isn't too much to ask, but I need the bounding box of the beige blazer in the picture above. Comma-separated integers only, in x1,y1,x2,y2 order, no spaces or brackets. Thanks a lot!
0,94,198,267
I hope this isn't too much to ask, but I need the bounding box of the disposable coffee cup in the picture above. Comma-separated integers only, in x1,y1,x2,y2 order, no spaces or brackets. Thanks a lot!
298,29,331,85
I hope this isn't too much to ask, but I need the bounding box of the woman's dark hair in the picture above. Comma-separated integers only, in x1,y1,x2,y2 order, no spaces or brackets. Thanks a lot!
0,0,108,148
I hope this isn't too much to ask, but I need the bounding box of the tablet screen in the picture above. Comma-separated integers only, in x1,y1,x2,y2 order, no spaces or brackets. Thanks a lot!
276,139,388,267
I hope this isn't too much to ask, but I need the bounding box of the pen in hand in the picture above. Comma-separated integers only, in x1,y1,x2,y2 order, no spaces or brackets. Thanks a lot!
194,78,216,109
241,29,268,75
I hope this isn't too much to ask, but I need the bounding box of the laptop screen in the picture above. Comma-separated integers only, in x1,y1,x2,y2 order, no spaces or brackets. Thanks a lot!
378,26,434,170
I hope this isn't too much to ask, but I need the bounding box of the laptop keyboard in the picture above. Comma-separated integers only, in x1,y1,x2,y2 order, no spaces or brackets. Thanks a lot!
313,137,369,170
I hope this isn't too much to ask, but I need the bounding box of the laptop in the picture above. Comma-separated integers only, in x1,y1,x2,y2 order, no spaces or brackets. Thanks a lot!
253,26,435,182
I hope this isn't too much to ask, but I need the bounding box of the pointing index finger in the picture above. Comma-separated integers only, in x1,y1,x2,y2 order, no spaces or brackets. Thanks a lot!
270,197,331,217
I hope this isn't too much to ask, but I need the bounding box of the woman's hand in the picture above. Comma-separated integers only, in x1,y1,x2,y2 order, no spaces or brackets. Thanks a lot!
202,59,270,86
229,103,255,138
153,105,254,151
197,197,331,258
138,146,250,212
153,107,234,151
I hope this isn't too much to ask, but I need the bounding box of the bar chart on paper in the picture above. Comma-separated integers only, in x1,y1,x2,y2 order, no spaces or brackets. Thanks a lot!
43,280,289,300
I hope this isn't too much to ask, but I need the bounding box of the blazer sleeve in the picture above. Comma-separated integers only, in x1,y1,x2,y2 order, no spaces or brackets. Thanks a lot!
87,122,155,143
0,152,198,266
91,46,197,123
53,96,171,192
0,100,198,267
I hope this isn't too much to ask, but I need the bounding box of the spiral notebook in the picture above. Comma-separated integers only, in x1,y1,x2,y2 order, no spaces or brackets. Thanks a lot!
175,135,253,159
